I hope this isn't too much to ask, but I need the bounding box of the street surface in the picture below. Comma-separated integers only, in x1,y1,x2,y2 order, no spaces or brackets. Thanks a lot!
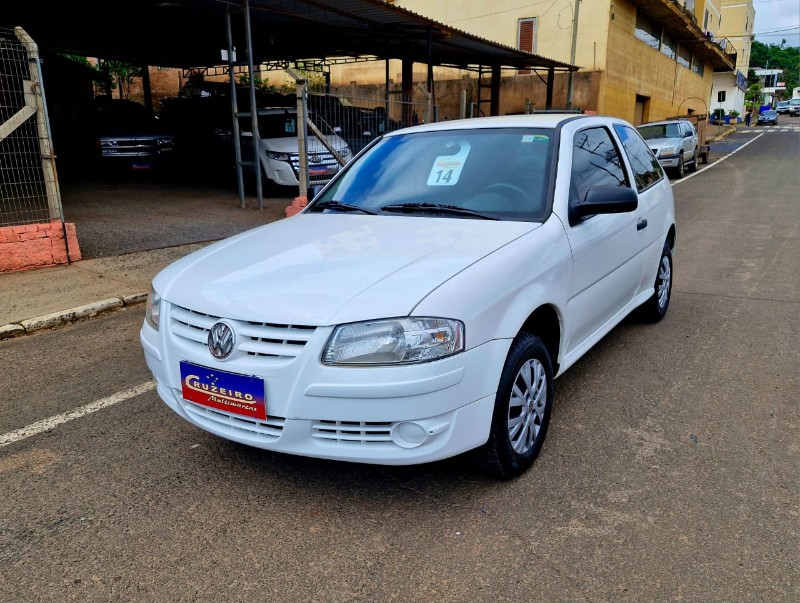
1,121,798,602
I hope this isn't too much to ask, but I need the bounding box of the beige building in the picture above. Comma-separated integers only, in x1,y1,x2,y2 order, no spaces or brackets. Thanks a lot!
711,0,756,116
330,0,736,124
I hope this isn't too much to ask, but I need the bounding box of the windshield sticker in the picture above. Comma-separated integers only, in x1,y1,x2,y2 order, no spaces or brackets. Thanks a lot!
427,140,471,186
521,134,549,143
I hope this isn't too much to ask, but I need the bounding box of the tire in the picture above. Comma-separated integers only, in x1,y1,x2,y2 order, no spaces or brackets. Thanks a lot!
672,156,685,179
479,333,554,479
687,147,698,173
638,241,673,323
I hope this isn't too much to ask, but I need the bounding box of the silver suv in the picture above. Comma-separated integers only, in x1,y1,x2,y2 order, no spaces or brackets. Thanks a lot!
789,99,800,117
637,119,699,179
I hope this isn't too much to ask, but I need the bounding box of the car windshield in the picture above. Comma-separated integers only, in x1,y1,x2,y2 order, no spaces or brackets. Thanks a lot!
762,111,777,117
309,128,554,222
637,123,682,139
257,113,300,138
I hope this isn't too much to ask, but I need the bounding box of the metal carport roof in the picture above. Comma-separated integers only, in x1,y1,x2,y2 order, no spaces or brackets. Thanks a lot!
2,0,577,72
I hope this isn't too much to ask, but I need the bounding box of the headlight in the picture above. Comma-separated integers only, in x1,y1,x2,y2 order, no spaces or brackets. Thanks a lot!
660,147,678,156
266,151,290,161
322,318,464,365
145,287,161,331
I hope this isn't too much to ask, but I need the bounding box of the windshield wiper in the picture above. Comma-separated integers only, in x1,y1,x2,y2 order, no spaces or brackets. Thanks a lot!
380,202,500,220
315,200,379,215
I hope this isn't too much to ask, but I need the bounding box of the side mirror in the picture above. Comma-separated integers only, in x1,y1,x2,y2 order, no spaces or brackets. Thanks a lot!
333,127,342,134
570,185,638,223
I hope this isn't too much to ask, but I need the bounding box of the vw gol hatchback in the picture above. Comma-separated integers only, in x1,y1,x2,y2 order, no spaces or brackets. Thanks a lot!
141,114,676,478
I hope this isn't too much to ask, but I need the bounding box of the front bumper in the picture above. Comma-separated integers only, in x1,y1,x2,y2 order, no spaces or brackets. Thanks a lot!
656,154,680,168
140,313,509,465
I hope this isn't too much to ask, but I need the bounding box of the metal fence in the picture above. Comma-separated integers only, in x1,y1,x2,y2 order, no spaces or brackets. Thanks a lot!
0,27,63,227
307,84,437,158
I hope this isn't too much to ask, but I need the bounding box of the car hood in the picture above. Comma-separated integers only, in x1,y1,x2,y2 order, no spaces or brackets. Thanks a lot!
259,135,349,154
643,137,681,152
154,214,539,326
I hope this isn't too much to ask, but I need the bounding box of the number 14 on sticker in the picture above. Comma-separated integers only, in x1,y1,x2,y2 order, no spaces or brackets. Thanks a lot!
427,140,471,186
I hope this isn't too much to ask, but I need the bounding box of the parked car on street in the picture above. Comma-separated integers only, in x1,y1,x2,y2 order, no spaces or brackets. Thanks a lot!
788,99,800,117
141,114,676,478
758,110,779,126
776,101,790,114
637,119,699,179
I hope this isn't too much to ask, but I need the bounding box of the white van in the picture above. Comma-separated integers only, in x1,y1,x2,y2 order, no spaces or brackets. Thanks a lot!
243,108,353,187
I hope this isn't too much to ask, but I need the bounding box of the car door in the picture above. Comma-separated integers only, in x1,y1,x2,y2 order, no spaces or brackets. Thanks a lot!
680,122,692,161
562,125,645,351
612,123,671,294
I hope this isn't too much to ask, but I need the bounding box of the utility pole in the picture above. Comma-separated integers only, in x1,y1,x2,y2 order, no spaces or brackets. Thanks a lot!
566,0,581,110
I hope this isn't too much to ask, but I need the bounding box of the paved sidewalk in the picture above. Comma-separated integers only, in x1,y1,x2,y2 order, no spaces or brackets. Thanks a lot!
0,243,207,338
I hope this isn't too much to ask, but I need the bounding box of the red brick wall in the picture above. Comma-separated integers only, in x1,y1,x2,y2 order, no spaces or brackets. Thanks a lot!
0,222,81,273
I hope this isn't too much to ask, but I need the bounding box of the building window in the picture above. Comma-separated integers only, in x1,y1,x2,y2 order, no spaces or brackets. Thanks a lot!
692,54,705,76
718,91,726,103
661,31,676,60
635,12,661,49
677,44,691,68
517,17,537,75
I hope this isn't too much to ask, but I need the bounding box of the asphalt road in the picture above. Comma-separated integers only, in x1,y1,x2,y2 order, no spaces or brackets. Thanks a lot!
1,123,798,602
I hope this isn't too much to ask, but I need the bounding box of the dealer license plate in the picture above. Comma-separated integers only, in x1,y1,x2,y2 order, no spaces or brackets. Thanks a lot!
131,162,152,170
180,361,266,420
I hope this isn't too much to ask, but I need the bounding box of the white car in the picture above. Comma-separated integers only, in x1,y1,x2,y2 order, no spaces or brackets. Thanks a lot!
243,107,352,186
637,119,699,179
141,114,676,478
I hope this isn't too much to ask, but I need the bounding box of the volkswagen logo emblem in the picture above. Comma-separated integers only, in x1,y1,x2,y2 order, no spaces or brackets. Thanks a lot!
208,321,236,360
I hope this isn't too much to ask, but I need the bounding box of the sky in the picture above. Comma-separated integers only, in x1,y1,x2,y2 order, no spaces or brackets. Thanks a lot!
752,0,800,47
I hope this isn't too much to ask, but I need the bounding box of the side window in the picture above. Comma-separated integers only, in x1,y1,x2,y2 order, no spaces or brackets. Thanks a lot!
570,127,628,203
613,124,664,192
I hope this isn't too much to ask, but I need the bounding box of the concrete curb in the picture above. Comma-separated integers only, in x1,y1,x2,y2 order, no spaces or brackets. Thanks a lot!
707,126,737,142
0,292,148,341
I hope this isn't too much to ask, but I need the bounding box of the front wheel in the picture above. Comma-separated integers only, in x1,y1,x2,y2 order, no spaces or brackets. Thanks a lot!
673,156,685,179
479,333,554,479
638,241,673,322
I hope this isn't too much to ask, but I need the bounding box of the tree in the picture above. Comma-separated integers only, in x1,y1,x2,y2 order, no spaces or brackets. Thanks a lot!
749,40,799,98
98,60,141,99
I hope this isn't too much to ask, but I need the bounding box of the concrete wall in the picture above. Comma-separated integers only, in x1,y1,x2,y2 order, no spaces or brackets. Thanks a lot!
0,222,81,273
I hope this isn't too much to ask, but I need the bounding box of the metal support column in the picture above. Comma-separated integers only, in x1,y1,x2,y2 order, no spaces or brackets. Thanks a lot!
226,6,246,208
384,59,390,134
243,0,263,209
566,0,581,110
546,67,554,110
401,58,413,127
490,65,501,116
427,29,436,123
141,65,153,114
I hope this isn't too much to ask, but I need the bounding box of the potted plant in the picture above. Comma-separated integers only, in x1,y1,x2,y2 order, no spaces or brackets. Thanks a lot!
728,109,740,124
711,108,725,124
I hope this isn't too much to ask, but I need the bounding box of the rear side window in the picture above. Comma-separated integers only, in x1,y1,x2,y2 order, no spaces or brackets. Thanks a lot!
613,124,664,192
570,127,628,202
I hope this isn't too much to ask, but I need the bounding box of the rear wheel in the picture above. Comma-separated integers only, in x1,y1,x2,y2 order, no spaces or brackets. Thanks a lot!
479,333,553,479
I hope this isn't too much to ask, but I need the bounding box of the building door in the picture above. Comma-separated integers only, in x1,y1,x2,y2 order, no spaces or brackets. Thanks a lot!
634,94,650,125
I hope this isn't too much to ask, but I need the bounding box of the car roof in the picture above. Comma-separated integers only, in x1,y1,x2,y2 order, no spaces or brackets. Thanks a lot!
637,119,690,127
383,113,590,136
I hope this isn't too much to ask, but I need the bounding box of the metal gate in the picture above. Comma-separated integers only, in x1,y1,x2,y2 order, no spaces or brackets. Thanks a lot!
0,27,69,256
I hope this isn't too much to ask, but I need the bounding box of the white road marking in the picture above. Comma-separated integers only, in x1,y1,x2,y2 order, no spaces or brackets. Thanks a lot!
0,381,156,448
671,132,765,187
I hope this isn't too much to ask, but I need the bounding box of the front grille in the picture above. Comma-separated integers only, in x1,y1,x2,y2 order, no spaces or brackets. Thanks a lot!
170,304,316,361
180,395,285,441
311,420,394,446
100,138,160,157
288,152,342,182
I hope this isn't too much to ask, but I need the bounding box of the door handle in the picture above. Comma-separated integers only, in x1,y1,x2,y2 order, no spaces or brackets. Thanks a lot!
637,218,648,231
